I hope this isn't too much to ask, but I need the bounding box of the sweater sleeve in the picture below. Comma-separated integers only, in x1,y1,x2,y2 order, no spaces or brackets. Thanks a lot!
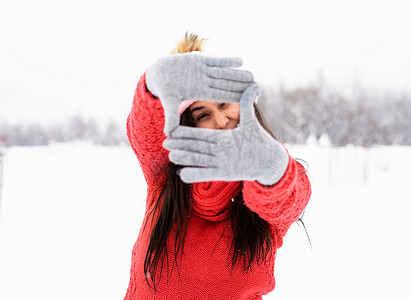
126,73,169,192
242,157,311,248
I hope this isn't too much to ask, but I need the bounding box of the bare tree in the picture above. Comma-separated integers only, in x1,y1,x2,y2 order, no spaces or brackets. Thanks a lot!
0,139,6,217
259,84,411,146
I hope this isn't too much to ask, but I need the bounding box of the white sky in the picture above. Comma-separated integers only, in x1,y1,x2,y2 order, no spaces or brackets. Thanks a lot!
1,0,410,125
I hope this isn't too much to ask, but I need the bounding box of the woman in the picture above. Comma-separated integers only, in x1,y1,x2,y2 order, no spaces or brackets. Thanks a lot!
124,33,311,299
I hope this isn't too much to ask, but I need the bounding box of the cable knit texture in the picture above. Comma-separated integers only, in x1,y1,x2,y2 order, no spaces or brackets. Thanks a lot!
124,73,311,299
191,181,242,222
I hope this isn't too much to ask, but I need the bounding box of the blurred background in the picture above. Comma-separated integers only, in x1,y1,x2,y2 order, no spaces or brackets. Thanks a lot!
1,0,410,299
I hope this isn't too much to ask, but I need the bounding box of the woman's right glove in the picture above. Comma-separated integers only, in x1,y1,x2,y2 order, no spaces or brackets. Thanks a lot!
145,52,254,136
163,84,290,186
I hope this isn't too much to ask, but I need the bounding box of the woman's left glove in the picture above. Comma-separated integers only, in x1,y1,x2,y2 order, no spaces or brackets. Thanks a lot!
163,84,290,186
145,52,254,136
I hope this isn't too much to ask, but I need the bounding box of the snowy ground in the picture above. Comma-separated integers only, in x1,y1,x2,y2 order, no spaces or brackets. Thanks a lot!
0,143,410,299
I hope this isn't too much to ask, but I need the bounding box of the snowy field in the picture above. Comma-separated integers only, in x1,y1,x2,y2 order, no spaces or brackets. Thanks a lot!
0,143,410,299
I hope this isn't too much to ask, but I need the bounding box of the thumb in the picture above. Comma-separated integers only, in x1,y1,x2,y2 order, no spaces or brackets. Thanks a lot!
239,84,261,125
163,99,180,137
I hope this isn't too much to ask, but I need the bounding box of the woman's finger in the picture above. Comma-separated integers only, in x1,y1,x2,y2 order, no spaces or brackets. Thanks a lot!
170,126,219,141
169,149,216,168
209,78,252,93
206,67,254,82
239,84,261,125
204,56,243,68
163,138,215,155
179,167,220,183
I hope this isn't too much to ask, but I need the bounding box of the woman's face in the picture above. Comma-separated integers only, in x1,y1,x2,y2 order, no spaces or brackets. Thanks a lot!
188,101,240,129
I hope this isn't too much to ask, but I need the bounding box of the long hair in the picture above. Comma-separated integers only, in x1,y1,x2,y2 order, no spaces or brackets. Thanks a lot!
143,33,277,291
144,104,277,290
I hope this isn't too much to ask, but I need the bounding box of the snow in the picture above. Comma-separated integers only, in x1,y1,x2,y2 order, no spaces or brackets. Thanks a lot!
0,143,410,299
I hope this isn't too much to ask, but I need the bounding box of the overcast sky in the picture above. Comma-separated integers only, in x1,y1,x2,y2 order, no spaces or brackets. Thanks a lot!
1,0,410,126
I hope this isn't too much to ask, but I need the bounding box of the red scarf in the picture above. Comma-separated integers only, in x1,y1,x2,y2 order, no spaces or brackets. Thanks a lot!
190,181,242,222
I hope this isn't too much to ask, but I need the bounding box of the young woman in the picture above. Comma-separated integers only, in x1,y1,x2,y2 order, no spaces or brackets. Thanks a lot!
123,34,311,299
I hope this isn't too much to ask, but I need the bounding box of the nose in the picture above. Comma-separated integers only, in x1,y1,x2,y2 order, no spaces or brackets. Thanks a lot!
215,111,229,129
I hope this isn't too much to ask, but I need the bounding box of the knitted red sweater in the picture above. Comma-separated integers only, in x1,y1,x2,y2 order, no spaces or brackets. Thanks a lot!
123,74,311,299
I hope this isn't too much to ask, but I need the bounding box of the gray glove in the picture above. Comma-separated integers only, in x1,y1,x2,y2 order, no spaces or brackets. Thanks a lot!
162,84,290,185
145,52,254,136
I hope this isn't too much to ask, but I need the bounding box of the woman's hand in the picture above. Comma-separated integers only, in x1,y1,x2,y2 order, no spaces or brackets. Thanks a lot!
163,84,289,185
145,52,254,136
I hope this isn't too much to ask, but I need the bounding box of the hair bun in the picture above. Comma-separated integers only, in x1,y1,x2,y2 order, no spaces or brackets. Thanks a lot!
171,32,205,54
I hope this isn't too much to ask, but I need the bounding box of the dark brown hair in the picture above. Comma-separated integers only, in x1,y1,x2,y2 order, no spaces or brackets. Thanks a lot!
143,103,277,291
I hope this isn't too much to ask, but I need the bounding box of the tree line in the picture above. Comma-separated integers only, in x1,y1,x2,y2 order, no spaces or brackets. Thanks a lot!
0,116,128,146
259,83,411,146
1,83,410,147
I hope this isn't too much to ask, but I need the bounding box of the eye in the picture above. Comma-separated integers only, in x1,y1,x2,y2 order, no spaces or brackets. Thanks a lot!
219,103,226,109
197,113,209,121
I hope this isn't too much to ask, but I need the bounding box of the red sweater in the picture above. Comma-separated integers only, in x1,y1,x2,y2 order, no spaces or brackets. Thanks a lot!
123,74,311,299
